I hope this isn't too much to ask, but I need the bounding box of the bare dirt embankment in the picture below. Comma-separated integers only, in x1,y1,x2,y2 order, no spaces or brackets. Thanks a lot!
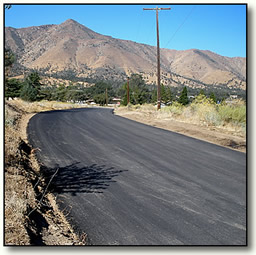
5,99,88,245
115,106,246,153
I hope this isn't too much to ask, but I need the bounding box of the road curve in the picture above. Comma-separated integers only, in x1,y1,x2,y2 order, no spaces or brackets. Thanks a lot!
28,108,246,245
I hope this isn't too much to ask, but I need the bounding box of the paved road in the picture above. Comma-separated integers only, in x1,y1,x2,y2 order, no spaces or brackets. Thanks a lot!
28,108,246,245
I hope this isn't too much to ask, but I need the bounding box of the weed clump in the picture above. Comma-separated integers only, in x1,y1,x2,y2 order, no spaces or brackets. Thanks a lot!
218,103,246,125
189,95,222,126
160,102,184,116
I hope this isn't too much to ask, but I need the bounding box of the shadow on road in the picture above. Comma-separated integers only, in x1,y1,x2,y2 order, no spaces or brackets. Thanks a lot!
42,163,127,196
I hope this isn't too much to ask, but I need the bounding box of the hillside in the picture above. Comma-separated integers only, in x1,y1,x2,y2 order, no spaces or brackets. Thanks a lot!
5,19,246,90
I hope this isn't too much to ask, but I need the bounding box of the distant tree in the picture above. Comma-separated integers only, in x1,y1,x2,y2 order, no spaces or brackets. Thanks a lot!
119,82,128,106
73,90,88,101
5,48,16,93
20,72,42,101
64,85,89,102
5,78,22,99
151,88,157,104
178,86,189,105
199,89,205,96
39,86,56,101
5,48,15,69
129,74,150,105
86,81,114,99
161,85,173,104
209,91,217,103
119,74,150,105
20,83,38,102
55,84,67,102
166,87,173,102
93,94,106,106
161,84,167,104
4,48,19,100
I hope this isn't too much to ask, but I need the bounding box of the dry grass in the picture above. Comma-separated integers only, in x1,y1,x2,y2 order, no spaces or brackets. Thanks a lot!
5,105,36,245
5,166,36,245
4,99,87,245
8,98,89,113
119,98,246,139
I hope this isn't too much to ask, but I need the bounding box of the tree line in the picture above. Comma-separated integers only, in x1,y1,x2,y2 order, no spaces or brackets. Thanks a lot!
5,48,245,105
5,71,238,106
5,73,114,104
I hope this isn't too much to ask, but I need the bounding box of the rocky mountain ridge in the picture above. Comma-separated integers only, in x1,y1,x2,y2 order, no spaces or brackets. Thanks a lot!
5,19,246,90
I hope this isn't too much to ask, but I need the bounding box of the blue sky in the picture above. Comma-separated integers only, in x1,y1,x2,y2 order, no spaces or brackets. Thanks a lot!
4,4,246,57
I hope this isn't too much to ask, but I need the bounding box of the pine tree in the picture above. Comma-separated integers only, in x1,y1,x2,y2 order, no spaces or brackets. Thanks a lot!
199,89,205,96
165,86,173,103
179,86,189,105
5,78,22,99
151,89,157,104
209,92,217,103
20,72,42,102
20,83,37,102
5,48,16,100
161,85,173,104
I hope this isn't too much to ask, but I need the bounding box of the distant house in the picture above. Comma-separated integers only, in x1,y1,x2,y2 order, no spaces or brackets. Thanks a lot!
225,95,239,105
85,99,95,105
230,95,238,99
112,98,121,105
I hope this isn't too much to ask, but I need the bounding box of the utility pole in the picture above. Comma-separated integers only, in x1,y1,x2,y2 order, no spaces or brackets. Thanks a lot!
127,77,130,105
105,88,108,106
143,6,171,110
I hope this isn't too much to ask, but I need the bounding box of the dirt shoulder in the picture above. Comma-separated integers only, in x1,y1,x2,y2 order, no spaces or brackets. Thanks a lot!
5,100,87,245
114,108,246,153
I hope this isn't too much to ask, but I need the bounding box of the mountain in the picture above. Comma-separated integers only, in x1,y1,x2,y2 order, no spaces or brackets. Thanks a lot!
5,19,246,90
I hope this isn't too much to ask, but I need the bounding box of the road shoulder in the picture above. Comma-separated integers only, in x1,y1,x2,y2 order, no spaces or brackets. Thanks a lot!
114,108,246,153
5,100,87,245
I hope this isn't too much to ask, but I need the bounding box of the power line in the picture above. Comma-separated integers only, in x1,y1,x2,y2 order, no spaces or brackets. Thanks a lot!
164,6,196,49
127,77,130,104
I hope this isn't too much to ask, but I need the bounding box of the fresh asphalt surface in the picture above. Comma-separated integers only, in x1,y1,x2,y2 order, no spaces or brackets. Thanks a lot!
28,108,246,245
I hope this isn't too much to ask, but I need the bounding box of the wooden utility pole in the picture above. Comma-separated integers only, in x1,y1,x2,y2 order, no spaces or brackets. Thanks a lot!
105,88,108,106
127,77,130,105
143,6,171,110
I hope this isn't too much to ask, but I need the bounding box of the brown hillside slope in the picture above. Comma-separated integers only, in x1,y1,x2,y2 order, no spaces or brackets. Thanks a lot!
5,19,246,89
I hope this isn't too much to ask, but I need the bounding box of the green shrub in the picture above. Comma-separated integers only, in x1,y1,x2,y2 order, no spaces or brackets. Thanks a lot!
192,103,219,125
191,94,215,106
161,102,184,116
218,104,246,124
187,94,222,126
203,110,223,126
